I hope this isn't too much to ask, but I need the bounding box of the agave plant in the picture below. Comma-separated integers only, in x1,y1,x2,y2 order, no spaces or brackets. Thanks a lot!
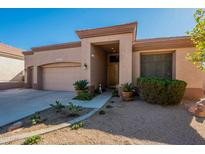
50,101,65,112
68,102,82,116
30,112,41,125
122,83,134,92
73,80,88,90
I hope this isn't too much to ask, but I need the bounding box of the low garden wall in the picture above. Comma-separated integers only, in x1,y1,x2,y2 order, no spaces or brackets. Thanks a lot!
0,81,24,90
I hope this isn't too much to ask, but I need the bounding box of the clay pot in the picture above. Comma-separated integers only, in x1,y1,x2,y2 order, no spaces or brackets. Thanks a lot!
75,90,85,96
121,91,134,101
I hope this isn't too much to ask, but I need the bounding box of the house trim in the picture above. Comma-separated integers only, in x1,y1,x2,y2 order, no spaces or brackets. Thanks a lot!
0,52,24,60
133,36,194,51
76,22,137,40
31,41,81,52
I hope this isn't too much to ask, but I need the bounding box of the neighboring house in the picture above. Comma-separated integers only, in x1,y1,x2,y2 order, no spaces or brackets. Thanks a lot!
23,22,205,99
0,42,24,89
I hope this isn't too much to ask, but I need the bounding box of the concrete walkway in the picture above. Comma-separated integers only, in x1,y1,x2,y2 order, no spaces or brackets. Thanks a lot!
0,89,111,127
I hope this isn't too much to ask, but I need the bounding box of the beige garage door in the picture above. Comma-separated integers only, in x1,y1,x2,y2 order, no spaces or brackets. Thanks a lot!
42,66,81,91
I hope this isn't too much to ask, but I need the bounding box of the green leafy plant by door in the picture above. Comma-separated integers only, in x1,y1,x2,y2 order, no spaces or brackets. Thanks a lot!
73,80,89,90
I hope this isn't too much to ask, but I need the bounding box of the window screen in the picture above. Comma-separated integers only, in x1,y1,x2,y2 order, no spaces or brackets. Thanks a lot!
140,53,172,79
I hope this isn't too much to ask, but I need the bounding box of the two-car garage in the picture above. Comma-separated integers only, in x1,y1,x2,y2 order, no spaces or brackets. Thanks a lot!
41,62,82,91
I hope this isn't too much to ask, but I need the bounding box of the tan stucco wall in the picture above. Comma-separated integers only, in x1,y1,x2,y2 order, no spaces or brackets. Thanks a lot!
29,47,81,67
90,45,107,88
133,49,176,83
132,48,204,85
81,33,133,86
25,47,82,85
24,54,33,68
175,48,204,89
24,33,204,99
0,56,24,82
132,47,205,99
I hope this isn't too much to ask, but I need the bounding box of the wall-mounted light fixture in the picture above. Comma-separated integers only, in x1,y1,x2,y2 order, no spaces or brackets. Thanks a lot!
83,63,87,70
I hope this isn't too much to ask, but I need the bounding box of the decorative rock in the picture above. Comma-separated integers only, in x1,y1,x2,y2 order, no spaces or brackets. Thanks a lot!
7,121,23,132
188,100,205,118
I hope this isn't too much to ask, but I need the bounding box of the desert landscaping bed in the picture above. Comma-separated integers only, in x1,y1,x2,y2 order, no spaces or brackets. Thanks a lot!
0,104,92,138
7,97,205,145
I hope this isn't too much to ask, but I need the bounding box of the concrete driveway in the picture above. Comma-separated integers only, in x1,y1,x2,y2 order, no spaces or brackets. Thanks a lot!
0,89,75,127
0,89,112,127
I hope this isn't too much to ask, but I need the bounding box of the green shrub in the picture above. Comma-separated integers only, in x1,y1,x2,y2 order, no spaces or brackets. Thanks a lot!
106,105,113,108
74,92,93,101
23,135,41,145
99,110,106,115
112,89,119,97
70,121,85,130
121,83,134,92
94,88,101,95
137,77,187,105
30,112,41,125
68,102,82,115
50,101,65,112
73,80,88,90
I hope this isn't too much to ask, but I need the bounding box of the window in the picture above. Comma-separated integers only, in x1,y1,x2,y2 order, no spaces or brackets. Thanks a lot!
140,53,172,79
109,55,119,63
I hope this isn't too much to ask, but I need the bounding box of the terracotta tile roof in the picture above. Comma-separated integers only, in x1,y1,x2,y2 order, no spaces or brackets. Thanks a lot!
0,42,24,57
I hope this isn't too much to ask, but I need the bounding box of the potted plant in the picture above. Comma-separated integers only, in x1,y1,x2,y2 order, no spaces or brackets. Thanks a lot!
121,83,134,101
73,80,89,95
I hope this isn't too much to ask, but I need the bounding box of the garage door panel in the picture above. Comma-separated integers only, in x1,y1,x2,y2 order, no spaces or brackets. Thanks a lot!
43,67,81,91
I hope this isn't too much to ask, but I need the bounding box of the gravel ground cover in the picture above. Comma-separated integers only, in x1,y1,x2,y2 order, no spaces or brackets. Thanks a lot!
7,97,205,145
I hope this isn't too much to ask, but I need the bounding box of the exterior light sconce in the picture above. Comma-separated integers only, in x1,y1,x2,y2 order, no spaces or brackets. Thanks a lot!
91,53,95,58
83,63,87,70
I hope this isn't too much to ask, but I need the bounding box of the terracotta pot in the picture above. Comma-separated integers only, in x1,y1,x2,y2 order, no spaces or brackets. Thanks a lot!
75,90,85,96
121,91,134,101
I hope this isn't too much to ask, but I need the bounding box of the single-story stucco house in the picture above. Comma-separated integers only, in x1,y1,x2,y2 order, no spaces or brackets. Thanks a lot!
0,42,24,89
23,22,205,100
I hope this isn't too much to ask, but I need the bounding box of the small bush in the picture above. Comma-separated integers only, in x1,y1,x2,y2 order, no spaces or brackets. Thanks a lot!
110,101,115,103
50,101,65,112
137,77,187,105
68,102,82,115
99,110,106,115
94,88,101,95
73,80,88,90
74,92,93,101
23,135,41,145
106,105,113,108
121,83,134,92
30,112,41,125
112,89,119,97
70,121,85,130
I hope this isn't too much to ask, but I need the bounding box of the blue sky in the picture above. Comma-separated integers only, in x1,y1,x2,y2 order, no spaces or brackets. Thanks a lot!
0,8,196,50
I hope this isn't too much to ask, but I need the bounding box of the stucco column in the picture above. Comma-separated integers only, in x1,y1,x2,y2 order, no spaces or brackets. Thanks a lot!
81,40,91,83
32,66,38,89
24,68,29,88
119,37,133,84
32,66,42,89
